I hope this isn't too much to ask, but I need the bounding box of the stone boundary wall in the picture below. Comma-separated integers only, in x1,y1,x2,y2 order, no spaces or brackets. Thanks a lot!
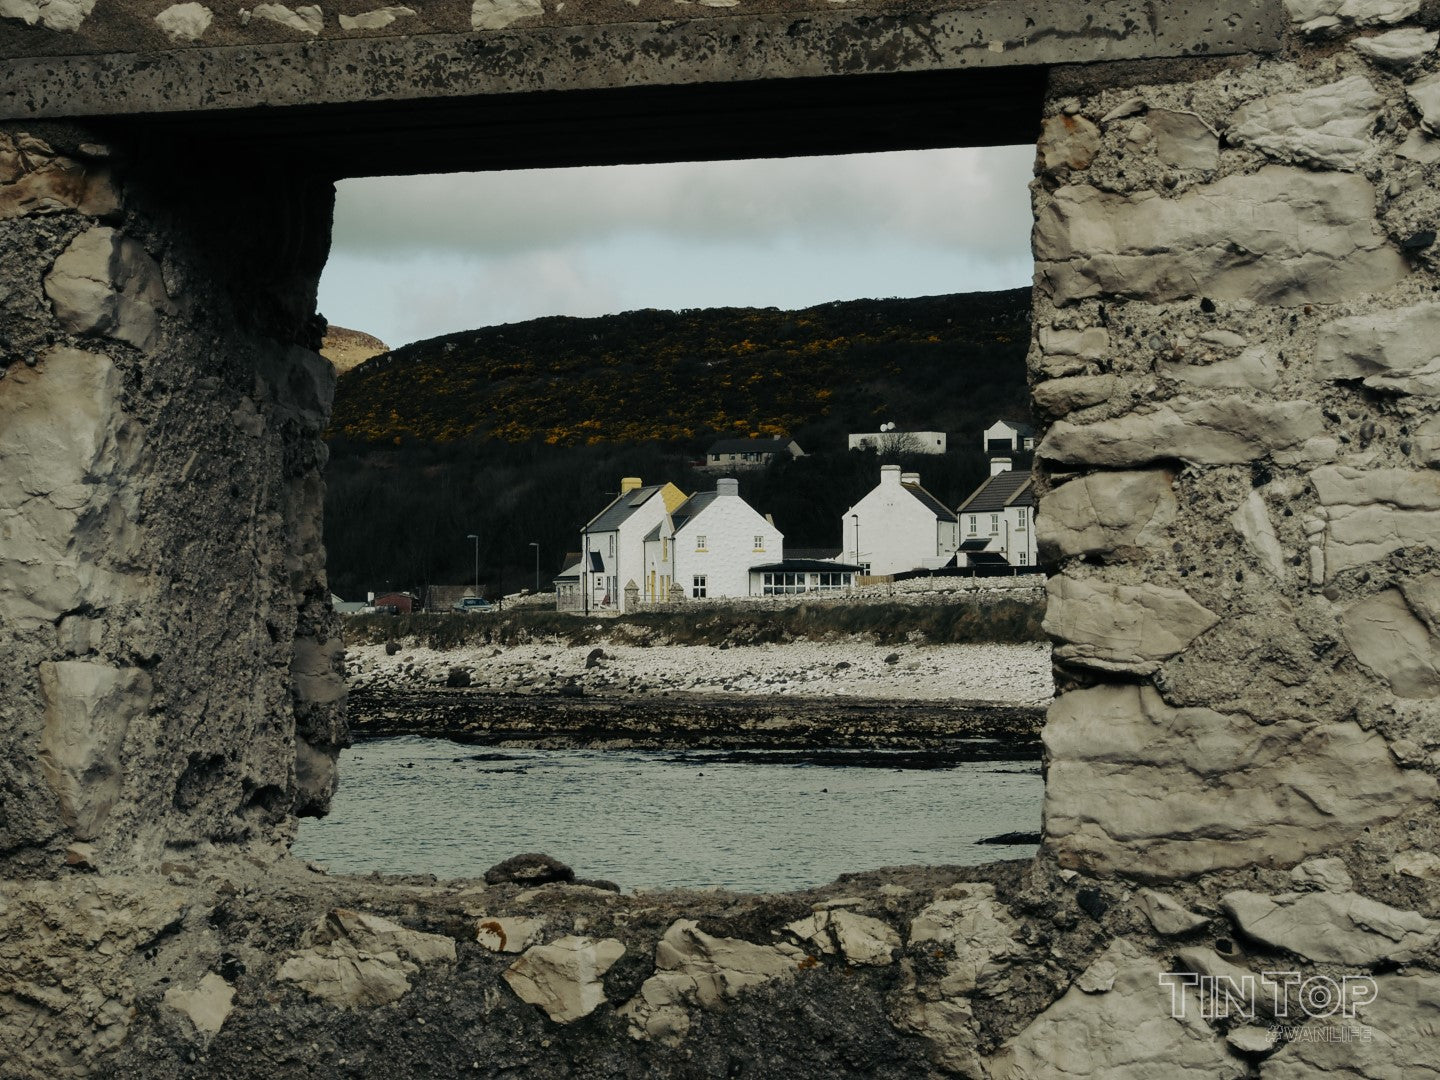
635,575,1045,614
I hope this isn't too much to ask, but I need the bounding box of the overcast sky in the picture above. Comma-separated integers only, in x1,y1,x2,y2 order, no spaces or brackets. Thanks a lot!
317,145,1036,349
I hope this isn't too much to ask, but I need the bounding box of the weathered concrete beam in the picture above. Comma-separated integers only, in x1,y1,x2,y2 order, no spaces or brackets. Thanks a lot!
0,1,1283,124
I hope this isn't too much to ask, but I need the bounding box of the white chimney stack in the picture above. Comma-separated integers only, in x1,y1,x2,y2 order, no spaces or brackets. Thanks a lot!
880,464,902,485
990,457,1013,477
900,472,920,485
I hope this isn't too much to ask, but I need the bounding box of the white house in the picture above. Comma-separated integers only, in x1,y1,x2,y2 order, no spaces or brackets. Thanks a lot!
642,478,783,601
703,438,804,470
841,465,960,576
954,459,1038,570
847,430,947,455
983,419,1035,455
574,477,688,613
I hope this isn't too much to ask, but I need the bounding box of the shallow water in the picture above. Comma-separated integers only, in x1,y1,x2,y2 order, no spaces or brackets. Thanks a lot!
292,737,1042,893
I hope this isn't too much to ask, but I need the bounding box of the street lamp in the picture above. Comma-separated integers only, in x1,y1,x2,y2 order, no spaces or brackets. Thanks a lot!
466,534,479,598
528,541,540,595
851,514,861,574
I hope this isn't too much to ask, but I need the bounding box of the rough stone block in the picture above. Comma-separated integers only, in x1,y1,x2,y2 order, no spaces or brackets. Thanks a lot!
1315,301,1440,388
1227,76,1382,170
1408,72,1440,134
154,3,213,42
338,5,414,30
250,3,322,34
1033,373,1119,415
1131,109,1219,171
0,134,117,219
1035,325,1109,377
1137,890,1209,936
1222,889,1438,965
1037,470,1176,560
0,0,96,31
1038,114,1101,174
44,226,171,352
1043,684,1438,879
1158,347,1279,392
1313,466,1440,576
1232,490,1289,580
1284,0,1420,35
1340,587,1440,698
471,0,541,30
504,935,624,1023
1035,167,1406,305
1351,26,1438,67
1043,574,1218,673
1039,397,1323,467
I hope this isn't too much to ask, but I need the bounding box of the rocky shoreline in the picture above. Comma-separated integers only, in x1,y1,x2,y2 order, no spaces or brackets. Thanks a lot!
346,686,1045,754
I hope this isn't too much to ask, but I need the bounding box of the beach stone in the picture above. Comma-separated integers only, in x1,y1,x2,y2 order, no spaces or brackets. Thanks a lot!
44,227,171,352
485,852,574,886
1339,588,1440,698
1222,890,1439,965
0,0,95,30
1315,302,1440,380
1284,0,1419,36
471,0,541,30
786,908,899,966
1232,491,1289,581
0,134,117,219
503,935,625,1023
1037,470,1176,560
1314,468,1440,577
1044,575,1219,674
476,916,545,953
1134,109,1219,170
1037,113,1101,174
1228,76,1382,170
154,2,212,40
1035,167,1406,305
1038,398,1324,467
161,973,234,1041
1032,374,1118,416
1351,26,1437,67
1044,684,1438,879
338,4,413,29
1158,347,1279,392
277,909,456,1008
250,3,322,33
1036,326,1109,377
1395,851,1440,879
1289,857,1354,892
1137,890,1209,936
990,939,1244,1080
1408,72,1440,134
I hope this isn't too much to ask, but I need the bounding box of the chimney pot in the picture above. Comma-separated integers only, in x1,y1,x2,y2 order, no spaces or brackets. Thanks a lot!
620,477,643,494
990,457,1013,477
716,478,740,496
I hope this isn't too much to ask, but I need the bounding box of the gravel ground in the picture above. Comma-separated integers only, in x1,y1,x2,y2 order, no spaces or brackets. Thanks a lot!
347,640,1054,704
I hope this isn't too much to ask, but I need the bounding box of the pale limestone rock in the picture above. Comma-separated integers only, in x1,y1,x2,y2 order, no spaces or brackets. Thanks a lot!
1289,857,1354,892
471,0,541,30
1037,114,1101,173
0,133,118,219
1173,947,1268,1009
475,915,544,953
338,4,413,28
1137,889,1209,936
1044,684,1438,879
1033,374,1118,415
162,973,234,1040
990,940,1244,1080
1415,413,1440,466
1075,955,1119,993
1284,0,1420,35
1314,466,1440,577
1039,398,1324,467
1036,325,1109,376
1259,972,1440,1078
44,227,171,352
1408,72,1440,134
1229,1027,1277,1055
1394,850,1440,878
1143,110,1219,170
1037,470,1177,559
504,935,624,1023
0,348,126,629
1352,26,1437,66
1158,347,1279,392
1397,128,1440,163
38,661,153,840
1044,575,1219,674
1315,302,1440,382
1232,491,1289,581
786,909,898,966
278,908,455,1007
619,920,804,1044
251,2,322,32
154,2,212,40
292,636,345,705
1035,167,1407,306
0,0,96,30
1401,574,1440,634
1312,464,1440,508
1198,329,1248,349
1222,890,1439,965
1228,76,1382,170
1340,588,1440,698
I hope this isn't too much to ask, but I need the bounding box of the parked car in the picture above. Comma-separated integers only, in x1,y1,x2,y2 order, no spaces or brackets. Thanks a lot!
452,597,496,614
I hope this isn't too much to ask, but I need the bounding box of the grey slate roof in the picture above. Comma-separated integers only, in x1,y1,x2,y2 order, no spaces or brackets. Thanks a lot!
902,482,958,523
749,559,864,573
669,490,717,532
586,484,664,531
956,470,1036,514
998,419,1036,437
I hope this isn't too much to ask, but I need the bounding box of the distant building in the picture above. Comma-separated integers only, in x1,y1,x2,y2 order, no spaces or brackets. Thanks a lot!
983,419,1035,455
566,477,688,613
703,437,803,470
748,558,862,596
367,591,414,614
955,460,1038,570
841,465,960,576
643,478,784,602
848,430,947,455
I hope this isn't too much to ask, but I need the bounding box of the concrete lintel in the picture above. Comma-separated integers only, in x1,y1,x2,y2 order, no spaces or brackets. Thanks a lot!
0,0,1284,123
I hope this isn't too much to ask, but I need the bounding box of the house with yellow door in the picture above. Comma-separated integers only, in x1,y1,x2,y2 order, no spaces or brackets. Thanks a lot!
643,478,783,602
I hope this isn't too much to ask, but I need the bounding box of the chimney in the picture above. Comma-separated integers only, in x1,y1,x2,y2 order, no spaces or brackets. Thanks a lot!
990,457,1013,477
620,477,643,494
880,464,902,485
900,472,920,485
716,478,739,497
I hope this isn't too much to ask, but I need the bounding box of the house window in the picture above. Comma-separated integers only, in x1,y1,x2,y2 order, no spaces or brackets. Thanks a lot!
661,538,668,559
968,515,977,535
762,572,807,595
1016,511,1027,532
608,535,615,557
693,575,707,598
817,572,850,590
696,535,707,550
753,535,765,551
989,514,1000,535
1019,552,1029,565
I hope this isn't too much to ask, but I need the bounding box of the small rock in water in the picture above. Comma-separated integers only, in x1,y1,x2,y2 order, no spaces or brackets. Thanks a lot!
485,853,575,886
976,831,1042,845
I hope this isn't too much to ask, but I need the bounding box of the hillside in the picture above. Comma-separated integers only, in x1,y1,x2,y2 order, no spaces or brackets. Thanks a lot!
328,290,1030,449
322,290,1032,601
320,325,390,375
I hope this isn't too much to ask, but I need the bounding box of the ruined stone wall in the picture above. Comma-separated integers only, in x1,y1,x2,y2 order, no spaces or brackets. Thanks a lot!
0,125,346,876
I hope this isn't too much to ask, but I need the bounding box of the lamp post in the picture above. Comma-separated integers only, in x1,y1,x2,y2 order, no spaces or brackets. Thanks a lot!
851,514,861,575
529,541,540,595
466,533,479,598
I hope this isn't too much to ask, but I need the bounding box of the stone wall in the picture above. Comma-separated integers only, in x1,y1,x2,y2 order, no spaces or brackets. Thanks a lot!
0,124,346,876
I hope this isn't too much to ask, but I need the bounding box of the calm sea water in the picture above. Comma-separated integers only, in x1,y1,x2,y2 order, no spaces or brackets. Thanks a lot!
291,737,1042,893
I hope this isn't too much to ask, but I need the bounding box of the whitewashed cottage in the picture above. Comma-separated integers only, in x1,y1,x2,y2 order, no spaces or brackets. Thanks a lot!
954,457,1038,570
841,465,959,576
982,418,1035,455
571,477,688,613
643,478,783,601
